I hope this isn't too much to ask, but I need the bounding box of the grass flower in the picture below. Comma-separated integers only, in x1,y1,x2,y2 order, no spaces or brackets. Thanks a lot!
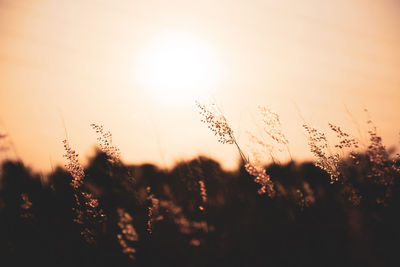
146,186,160,234
198,179,207,210
303,124,341,184
196,101,235,145
244,163,275,197
259,106,288,146
90,124,121,164
63,138,106,243
117,208,139,260
197,101,277,196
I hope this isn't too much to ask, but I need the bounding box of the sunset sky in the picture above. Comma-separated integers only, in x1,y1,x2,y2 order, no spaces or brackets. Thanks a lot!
0,0,399,172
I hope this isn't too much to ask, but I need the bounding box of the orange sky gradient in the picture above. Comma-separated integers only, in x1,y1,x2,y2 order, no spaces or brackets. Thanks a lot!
0,0,400,172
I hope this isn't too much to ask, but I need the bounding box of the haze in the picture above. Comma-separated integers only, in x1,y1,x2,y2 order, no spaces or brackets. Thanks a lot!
0,0,399,172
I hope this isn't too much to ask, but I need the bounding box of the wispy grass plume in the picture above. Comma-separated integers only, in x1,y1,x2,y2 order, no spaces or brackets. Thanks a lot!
196,101,275,197
303,124,340,184
117,208,139,260
63,139,106,243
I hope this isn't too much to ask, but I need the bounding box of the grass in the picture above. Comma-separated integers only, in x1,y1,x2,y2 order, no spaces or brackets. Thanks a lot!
0,104,399,267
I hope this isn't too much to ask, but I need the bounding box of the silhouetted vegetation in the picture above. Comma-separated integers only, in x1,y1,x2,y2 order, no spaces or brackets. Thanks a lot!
1,149,400,267
1,107,399,266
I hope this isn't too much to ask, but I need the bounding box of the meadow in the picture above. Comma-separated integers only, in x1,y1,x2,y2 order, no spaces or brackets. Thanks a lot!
0,105,399,267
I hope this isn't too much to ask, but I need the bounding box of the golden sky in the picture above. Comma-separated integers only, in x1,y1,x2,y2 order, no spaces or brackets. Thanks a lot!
0,0,399,172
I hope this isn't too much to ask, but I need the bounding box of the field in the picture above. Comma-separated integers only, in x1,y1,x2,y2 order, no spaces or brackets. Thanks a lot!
1,106,399,267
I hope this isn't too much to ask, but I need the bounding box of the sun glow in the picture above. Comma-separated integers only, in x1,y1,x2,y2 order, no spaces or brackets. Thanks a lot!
136,32,222,103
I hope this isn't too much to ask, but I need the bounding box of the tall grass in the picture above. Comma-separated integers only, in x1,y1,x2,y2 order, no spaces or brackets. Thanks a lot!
197,101,399,206
0,104,399,267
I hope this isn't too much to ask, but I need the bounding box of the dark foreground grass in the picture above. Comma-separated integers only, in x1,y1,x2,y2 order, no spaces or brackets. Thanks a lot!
1,150,400,267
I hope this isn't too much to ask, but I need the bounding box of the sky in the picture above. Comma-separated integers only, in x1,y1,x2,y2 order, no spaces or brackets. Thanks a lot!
0,0,399,172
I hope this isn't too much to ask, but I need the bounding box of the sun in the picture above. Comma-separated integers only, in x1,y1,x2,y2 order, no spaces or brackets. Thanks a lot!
136,32,222,103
